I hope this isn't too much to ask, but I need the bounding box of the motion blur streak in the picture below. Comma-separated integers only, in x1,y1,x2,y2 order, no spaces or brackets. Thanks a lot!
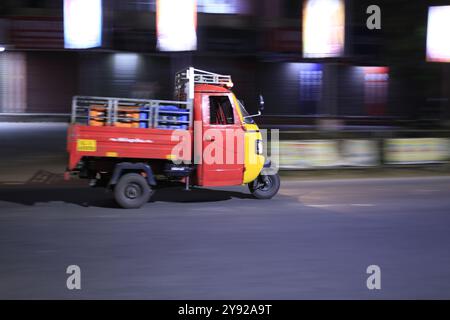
302,0,345,58
426,6,450,62
157,0,197,51
64,0,102,49
1,0,450,300
0,53,26,113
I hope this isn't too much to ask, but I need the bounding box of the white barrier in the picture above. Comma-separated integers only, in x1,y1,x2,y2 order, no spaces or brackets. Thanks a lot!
341,140,379,167
384,138,450,164
279,140,379,169
279,140,340,169
277,138,450,169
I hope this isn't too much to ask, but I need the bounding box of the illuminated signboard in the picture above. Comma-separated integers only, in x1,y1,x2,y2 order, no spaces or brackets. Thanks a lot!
157,0,197,51
302,0,345,58
64,0,102,49
357,66,389,116
426,6,450,62
0,53,27,112
197,0,248,14
299,63,322,102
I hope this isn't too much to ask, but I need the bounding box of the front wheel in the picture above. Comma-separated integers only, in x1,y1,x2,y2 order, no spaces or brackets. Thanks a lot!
114,173,152,209
248,174,280,199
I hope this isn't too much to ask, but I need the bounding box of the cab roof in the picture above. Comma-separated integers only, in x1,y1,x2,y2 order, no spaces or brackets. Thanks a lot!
194,83,231,93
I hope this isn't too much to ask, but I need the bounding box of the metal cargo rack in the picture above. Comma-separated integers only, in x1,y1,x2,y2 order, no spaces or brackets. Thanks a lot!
71,67,230,129
71,96,192,129
175,67,233,102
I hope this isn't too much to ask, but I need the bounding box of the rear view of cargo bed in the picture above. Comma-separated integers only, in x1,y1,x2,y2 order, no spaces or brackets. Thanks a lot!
67,95,193,170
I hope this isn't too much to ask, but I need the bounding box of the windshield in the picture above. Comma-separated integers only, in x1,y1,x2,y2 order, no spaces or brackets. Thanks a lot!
237,99,255,124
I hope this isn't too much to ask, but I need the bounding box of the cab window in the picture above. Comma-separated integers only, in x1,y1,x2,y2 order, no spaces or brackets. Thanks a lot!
209,96,234,125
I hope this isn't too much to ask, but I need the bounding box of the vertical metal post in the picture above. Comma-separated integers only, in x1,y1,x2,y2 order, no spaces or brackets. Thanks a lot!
108,99,114,126
188,101,193,129
153,102,159,128
185,176,190,191
147,102,152,129
188,67,195,101
187,67,195,129
71,96,77,124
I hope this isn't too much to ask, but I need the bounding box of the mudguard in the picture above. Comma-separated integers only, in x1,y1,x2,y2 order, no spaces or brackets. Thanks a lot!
109,162,156,186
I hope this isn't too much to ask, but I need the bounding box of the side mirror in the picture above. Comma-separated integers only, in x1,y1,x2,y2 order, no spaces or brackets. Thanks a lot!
242,95,265,120
259,94,265,113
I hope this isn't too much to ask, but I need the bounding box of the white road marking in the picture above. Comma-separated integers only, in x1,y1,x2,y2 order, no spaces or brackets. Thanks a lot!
306,204,341,208
281,175,450,185
305,203,375,208
415,189,438,193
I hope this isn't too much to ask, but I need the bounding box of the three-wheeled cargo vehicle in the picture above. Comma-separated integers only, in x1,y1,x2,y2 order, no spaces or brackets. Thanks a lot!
66,67,280,208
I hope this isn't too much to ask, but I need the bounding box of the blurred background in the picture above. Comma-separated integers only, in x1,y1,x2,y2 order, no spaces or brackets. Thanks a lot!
2,1,450,300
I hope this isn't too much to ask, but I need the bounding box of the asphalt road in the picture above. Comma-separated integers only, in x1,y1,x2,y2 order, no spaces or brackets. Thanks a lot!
1,122,450,299
1,176,450,299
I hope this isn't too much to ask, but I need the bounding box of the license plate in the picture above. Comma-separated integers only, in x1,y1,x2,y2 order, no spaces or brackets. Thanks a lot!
77,139,97,152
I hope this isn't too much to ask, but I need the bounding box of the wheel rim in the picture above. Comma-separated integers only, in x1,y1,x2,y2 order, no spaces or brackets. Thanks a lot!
256,175,273,192
125,183,142,199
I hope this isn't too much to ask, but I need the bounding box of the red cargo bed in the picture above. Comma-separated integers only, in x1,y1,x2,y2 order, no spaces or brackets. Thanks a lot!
67,124,192,170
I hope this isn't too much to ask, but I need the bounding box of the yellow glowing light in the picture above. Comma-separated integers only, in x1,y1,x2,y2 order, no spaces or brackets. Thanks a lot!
302,0,345,58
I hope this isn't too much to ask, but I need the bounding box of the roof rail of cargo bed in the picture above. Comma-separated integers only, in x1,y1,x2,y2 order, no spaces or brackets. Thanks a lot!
175,67,233,101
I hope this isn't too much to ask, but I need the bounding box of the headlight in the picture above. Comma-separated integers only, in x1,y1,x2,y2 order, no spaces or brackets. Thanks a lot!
256,139,263,155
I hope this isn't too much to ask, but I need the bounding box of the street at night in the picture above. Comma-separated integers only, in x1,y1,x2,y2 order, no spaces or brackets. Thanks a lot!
1,176,450,299
2,0,450,307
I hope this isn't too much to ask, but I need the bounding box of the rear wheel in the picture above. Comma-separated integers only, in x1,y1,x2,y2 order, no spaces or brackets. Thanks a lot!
114,173,152,209
248,174,280,199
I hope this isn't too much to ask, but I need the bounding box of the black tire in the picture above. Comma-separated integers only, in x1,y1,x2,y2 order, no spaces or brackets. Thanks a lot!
114,173,152,209
248,174,280,199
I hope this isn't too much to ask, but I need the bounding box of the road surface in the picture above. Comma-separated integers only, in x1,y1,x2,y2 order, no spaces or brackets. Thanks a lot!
1,176,450,299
